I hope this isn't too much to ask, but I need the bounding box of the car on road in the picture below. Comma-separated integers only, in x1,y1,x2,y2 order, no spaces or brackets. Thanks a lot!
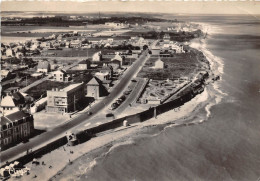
131,79,137,82
87,112,92,115
109,103,118,110
123,89,132,95
119,95,126,101
106,113,114,117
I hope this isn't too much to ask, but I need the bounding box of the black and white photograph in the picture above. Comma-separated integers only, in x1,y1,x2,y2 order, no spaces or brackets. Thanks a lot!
0,1,260,180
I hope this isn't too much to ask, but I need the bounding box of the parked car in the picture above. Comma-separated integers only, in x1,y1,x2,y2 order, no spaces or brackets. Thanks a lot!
106,113,114,117
109,103,118,110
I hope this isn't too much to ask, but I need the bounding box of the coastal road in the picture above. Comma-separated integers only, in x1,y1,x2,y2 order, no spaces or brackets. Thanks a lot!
0,49,149,165
114,78,148,115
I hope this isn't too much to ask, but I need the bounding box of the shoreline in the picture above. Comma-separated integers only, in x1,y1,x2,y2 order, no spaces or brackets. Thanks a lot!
9,23,225,181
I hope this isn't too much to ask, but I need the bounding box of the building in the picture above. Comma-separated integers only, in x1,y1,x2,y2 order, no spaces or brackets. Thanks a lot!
0,93,26,116
151,48,161,55
154,58,164,69
46,83,85,113
37,60,51,73
95,72,110,81
0,111,34,150
86,77,108,99
111,53,124,66
6,49,13,57
0,96,20,116
77,60,91,70
105,22,129,29
92,51,102,61
52,69,71,82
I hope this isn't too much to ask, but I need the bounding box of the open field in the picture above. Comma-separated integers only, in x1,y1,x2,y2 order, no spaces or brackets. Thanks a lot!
25,80,71,99
93,29,132,36
137,49,206,80
41,48,98,57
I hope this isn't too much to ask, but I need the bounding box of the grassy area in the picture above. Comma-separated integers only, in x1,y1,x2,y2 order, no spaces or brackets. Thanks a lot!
25,80,71,99
41,48,98,57
137,48,207,80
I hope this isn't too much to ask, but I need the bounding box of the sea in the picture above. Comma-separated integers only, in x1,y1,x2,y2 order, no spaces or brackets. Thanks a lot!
76,15,260,181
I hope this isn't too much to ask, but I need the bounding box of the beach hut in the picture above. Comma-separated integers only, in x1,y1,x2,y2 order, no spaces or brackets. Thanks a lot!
66,131,78,146
123,120,129,127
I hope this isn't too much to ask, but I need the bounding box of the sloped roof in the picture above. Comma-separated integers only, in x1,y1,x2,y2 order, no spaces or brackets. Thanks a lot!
37,60,50,69
53,69,66,74
12,92,25,105
0,96,16,107
78,59,91,65
5,111,30,122
87,77,102,86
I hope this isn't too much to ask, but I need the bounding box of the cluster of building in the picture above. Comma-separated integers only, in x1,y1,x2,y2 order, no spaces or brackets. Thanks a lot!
151,34,185,56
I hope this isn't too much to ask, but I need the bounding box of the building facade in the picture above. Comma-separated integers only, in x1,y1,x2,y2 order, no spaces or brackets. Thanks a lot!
52,70,71,82
46,83,85,113
37,60,51,73
0,111,34,150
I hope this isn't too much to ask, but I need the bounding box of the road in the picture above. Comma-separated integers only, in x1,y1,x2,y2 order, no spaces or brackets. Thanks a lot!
114,78,148,115
0,49,149,165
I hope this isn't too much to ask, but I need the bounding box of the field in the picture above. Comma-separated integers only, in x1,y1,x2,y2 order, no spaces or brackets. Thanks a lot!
25,80,71,99
137,49,207,80
40,48,98,57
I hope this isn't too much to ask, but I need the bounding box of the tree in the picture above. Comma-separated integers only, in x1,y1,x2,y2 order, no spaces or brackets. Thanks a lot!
143,45,148,50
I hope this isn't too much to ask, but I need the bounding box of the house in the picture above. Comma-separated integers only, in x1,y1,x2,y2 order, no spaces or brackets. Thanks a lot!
154,58,164,69
70,40,81,48
95,72,110,81
77,60,91,70
37,60,51,73
111,53,124,66
52,69,71,82
86,77,108,99
151,48,161,55
108,60,121,70
6,49,13,57
46,83,85,113
92,51,102,61
105,22,129,28
0,111,34,150
0,95,21,116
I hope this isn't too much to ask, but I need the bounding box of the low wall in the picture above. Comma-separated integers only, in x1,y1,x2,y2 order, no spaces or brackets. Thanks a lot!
1,80,205,168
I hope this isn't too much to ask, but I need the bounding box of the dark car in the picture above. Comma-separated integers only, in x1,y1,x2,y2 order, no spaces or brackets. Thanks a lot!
106,113,114,117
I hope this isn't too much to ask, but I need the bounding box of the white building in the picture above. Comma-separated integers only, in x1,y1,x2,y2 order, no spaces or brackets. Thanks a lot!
154,58,164,69
0,96,20,116
111,53,124,66
6,49,13,57
92,51,102,61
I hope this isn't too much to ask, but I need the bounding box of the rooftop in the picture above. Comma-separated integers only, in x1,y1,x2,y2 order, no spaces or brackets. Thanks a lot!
1,111,31,126
62,83,83,92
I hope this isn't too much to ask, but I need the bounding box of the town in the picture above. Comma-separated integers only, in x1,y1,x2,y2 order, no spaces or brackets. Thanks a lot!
1,14,215,179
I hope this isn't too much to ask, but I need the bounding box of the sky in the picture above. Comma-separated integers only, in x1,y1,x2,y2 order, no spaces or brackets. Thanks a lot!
1,1,260,15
